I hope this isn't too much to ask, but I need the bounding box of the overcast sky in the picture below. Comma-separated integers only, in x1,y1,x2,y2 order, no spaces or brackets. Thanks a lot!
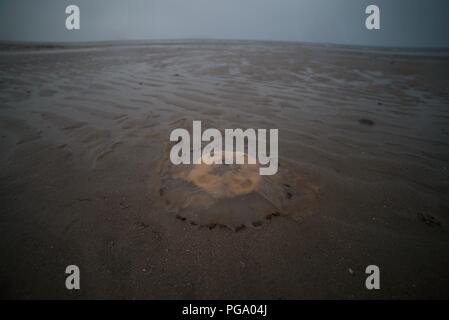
0,0,448,47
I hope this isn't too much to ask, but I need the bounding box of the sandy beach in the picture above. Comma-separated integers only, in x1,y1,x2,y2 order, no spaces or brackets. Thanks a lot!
0,41,449,299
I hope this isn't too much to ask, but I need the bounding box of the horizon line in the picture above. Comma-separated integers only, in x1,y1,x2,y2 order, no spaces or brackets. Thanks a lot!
1,38,449,52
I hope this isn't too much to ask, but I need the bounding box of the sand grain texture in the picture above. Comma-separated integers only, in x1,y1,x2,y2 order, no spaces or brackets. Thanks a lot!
1,41,449,298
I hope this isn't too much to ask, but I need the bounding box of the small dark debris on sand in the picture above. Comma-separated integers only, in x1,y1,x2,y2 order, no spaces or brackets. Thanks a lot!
359,118,375,126
136,221,149,229
119,202,129,209
418,211,441,228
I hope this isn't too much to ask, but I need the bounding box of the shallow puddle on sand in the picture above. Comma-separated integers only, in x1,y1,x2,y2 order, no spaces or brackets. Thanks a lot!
155,148,320,231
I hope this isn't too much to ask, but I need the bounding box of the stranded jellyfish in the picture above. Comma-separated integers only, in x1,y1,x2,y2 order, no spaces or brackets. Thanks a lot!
155,147,320,231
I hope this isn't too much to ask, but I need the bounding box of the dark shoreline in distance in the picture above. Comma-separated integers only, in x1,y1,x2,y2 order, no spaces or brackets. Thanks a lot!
1,39,449,57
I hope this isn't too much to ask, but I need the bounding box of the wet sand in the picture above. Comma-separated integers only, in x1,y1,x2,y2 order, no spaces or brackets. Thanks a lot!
0,41,449,299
